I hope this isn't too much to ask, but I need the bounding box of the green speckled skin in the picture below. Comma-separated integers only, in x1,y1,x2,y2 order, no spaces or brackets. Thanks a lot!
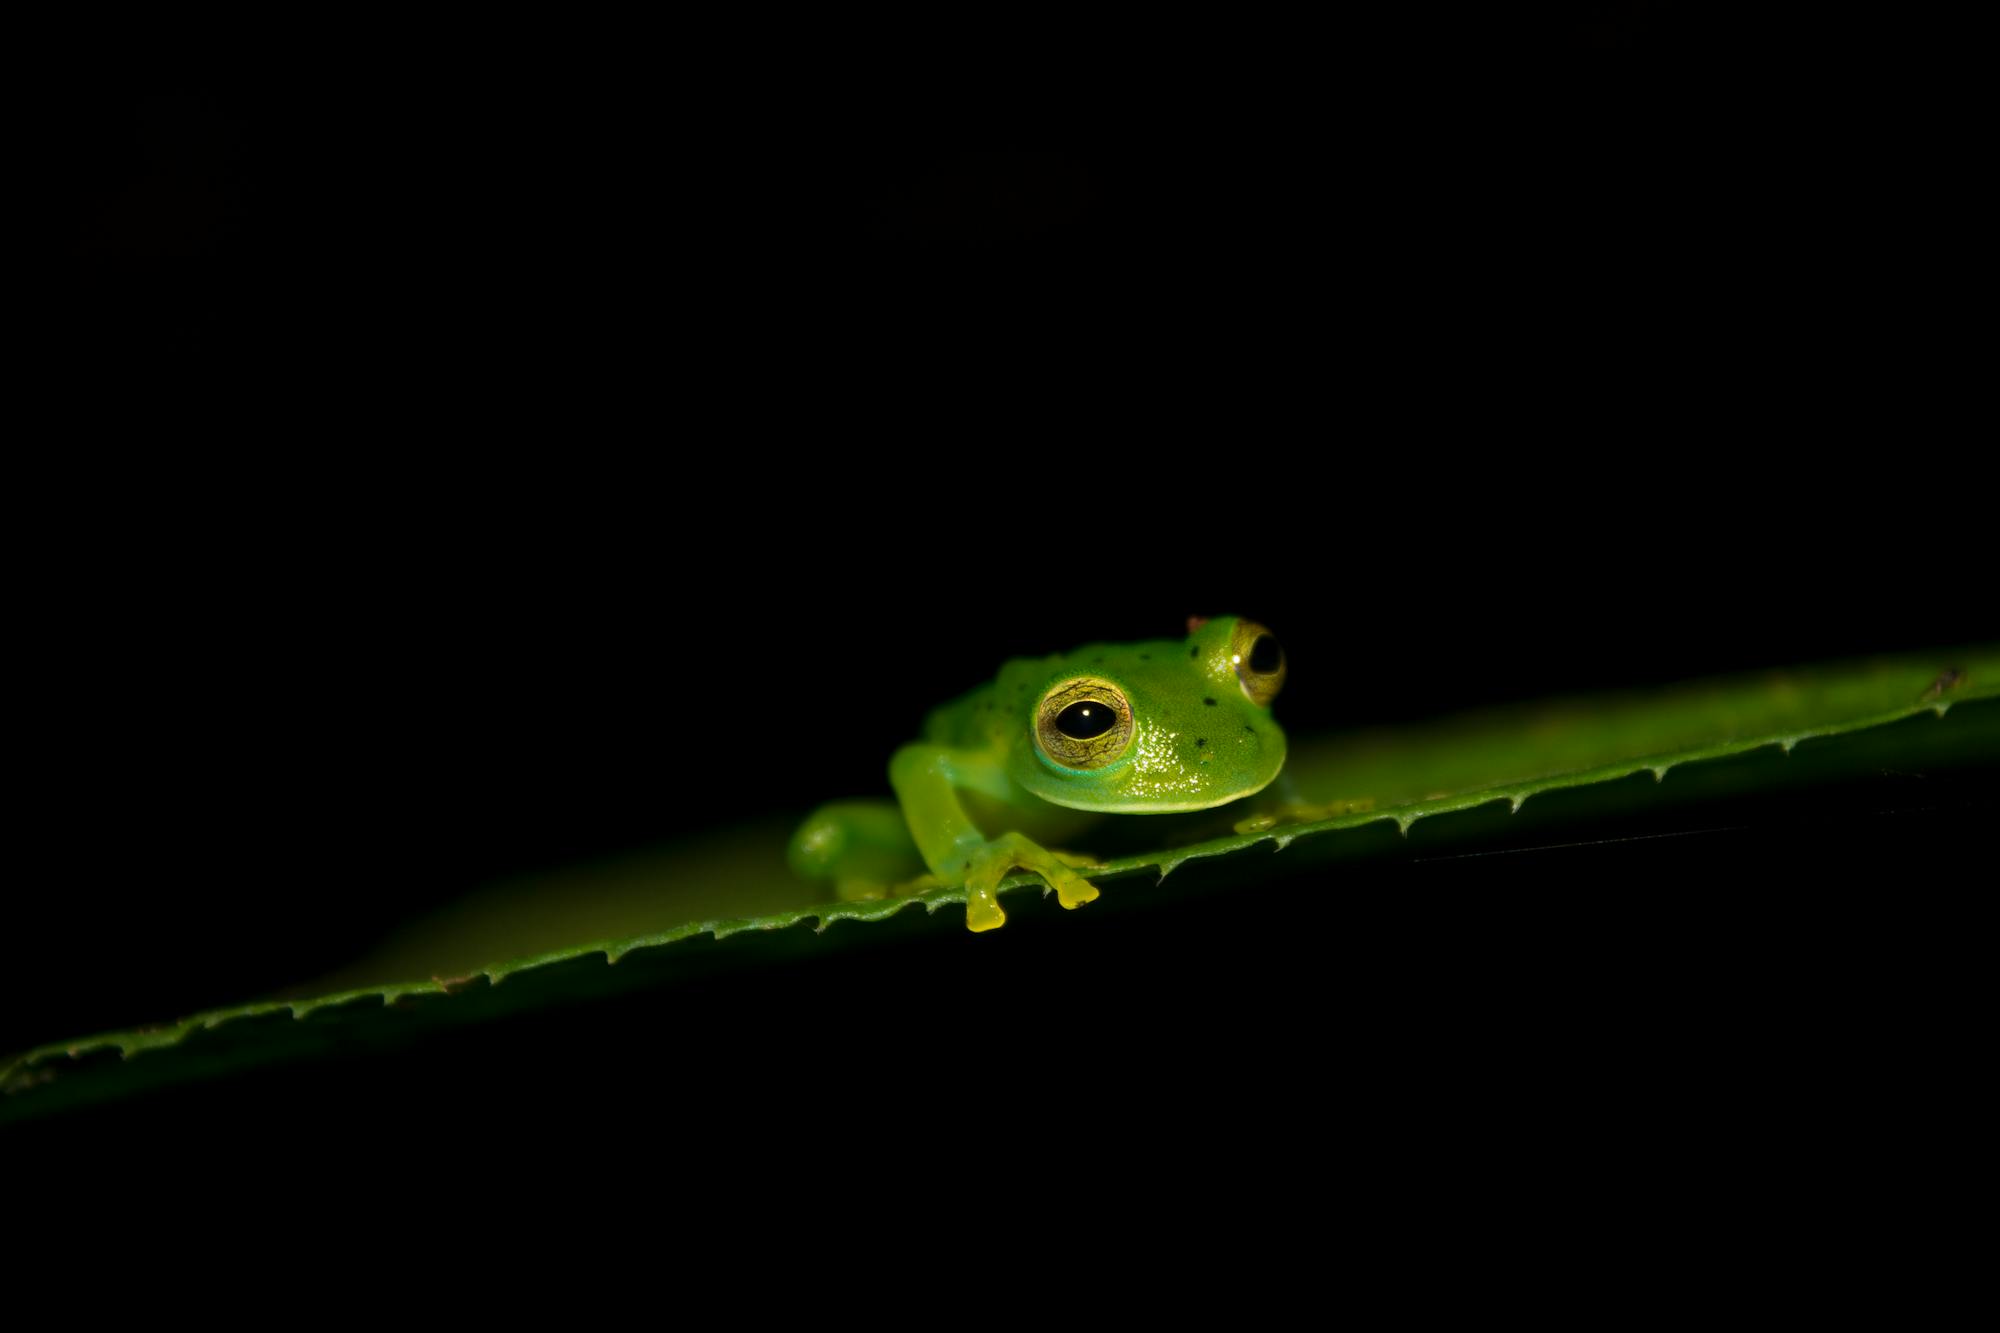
790,616,1287,931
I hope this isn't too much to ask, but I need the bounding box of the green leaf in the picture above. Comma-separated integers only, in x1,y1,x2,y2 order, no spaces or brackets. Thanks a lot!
5,647,1992,1122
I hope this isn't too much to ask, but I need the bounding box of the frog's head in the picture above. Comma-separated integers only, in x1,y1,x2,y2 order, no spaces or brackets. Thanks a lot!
1008,616,1288,813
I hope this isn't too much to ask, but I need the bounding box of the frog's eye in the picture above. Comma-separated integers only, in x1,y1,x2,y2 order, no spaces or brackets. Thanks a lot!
1035,677,1136,770
1230,620,1286,707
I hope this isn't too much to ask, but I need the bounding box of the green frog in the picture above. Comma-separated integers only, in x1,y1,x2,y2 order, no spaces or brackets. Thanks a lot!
789,616,1287,931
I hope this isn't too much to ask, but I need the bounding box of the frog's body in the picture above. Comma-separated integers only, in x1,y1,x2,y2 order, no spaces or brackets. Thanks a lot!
789,616,1287,931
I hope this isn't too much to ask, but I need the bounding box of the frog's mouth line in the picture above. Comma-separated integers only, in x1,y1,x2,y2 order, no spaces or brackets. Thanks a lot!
1035,766,1282,816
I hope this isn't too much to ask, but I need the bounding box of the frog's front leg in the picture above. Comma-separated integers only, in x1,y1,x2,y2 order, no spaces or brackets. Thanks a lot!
889,744,1099,932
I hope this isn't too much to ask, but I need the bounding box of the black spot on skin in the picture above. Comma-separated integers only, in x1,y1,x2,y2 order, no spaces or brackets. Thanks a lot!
1196,737,1206,747
1203,697,1216,706
1189,646,1199,658
1139,653,1150,661
1244,723,1255,732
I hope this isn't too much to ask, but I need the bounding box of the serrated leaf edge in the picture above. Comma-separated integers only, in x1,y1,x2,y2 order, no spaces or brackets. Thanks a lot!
7,673,1992,1093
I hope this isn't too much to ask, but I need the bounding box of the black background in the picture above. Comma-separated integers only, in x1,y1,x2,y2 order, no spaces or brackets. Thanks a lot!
17,7,1988,1163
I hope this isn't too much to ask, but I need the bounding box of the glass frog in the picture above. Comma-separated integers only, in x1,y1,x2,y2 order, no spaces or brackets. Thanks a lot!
789,616,1288,931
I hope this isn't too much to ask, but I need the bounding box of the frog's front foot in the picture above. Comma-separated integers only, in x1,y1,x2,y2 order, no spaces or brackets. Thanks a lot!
959,833,1101,932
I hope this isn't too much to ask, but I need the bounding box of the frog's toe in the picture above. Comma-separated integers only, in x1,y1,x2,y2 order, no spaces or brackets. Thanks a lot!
965,885,1007,932
1040,849,1103,908
1054,873,1099,910
960,851,1005,927
835,877,888,902
1025,853,1096,909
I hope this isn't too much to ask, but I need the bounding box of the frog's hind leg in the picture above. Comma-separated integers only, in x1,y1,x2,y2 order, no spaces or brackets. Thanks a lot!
788,800,924,902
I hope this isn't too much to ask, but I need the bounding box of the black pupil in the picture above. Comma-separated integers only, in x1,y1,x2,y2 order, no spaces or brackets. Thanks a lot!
1056,701,1117,740
1249,634,1283,674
